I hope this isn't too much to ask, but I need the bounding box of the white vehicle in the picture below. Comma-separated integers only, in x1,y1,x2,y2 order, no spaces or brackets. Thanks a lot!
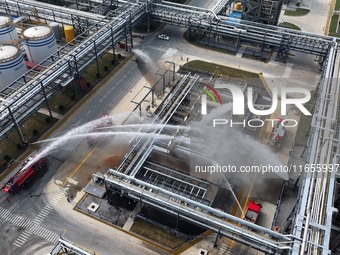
158,34,170,41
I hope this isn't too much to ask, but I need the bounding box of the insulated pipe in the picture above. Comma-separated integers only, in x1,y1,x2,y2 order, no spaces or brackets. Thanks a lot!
134,198,285,254
298,41,338,255
51,238,95,255
106,169,291,241
102,172,292,252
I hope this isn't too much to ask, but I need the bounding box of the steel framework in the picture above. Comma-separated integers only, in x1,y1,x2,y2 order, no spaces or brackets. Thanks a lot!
49,237,96,255
0,0,334,143
0,0,148,144
289,41,340,255
0,0,339,254
241,0,284,25
95,73,294,254
151,1,332,58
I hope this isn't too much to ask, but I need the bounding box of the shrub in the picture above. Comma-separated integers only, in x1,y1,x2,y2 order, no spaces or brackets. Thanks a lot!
32,129,39,136
58,104,65,112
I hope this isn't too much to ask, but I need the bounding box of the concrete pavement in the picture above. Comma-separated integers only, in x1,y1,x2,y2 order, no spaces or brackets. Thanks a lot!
0,12,324,255
280,0,333,34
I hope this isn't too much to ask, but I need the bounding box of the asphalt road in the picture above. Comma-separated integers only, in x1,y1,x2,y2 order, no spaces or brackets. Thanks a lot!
0,35,172,255
0,9,321,255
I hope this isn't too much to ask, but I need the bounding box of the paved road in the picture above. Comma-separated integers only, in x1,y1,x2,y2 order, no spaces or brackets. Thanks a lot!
280,0,332,34
0,38,169,255
0,15,321,255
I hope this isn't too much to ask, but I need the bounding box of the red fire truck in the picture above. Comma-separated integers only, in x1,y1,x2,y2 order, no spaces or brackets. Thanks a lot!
87,114,113,146
270,118,286,151
244,200,262,224
3,156,48,193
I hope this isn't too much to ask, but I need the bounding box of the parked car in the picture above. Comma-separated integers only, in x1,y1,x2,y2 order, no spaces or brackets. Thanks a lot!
158,34,170,41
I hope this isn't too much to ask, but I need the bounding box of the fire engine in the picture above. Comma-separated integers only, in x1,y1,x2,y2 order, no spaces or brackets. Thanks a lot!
244,200,262,224
87,114,113,146
270,118,286,151
3,156,48,193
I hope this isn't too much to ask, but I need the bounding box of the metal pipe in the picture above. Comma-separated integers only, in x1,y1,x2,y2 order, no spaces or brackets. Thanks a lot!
298,41,338,255
107,169,291,240
102,172,292,252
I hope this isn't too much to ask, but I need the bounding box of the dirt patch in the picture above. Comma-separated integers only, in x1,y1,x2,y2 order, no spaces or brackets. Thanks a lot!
102,144,130,168
130,218,188,250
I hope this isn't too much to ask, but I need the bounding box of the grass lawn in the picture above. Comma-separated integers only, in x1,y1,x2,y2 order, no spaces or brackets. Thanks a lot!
330,14,339,33
0,113,56,170
0,52,125,174
278,22,301,30
295,91,316,146
328,32,340,38
130,218,188,249
284,8,310,16
181,60,260,80
336,0,340,11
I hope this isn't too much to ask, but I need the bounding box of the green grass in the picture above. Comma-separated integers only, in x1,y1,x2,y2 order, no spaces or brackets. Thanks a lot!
130,218,188,249
328,32,340,39
336,0,340,11
330,14,339,33
0,113,57,171
181,60,260,80
82,52,117,82
278,22,301,30
295,90,316,146
0,52,124,174
180,60,264,88
284,8,310,16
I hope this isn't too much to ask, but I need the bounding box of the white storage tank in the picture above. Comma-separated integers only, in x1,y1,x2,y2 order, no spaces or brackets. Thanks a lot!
23,26,58,64
0,16,19,42
0,45,27,88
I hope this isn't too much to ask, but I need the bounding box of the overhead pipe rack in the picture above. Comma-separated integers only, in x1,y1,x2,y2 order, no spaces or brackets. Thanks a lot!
100,170,293,254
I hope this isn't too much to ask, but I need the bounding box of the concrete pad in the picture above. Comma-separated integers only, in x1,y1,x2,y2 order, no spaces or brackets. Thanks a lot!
87,202,100,212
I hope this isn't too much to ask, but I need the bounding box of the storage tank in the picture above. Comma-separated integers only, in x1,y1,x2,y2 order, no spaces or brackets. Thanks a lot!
0,16,19,42
50,22,61,41
64,26,75,43
23,26,58,64
0,45,27,88
235,2,242,10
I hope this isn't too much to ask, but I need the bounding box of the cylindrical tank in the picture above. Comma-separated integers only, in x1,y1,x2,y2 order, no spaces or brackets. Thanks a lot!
235,2,242,10
0,16,19,42
23,26,58,64
0,45,27,88
50,22,61,41
64,26,75,43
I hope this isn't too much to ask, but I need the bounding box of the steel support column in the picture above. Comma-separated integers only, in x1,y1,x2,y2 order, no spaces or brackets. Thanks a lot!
129,13,133,48
156,73,166,94
165,61,175,81
40,82,53,120
93,40,100,78
110,27,116,64
8,107,25,145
